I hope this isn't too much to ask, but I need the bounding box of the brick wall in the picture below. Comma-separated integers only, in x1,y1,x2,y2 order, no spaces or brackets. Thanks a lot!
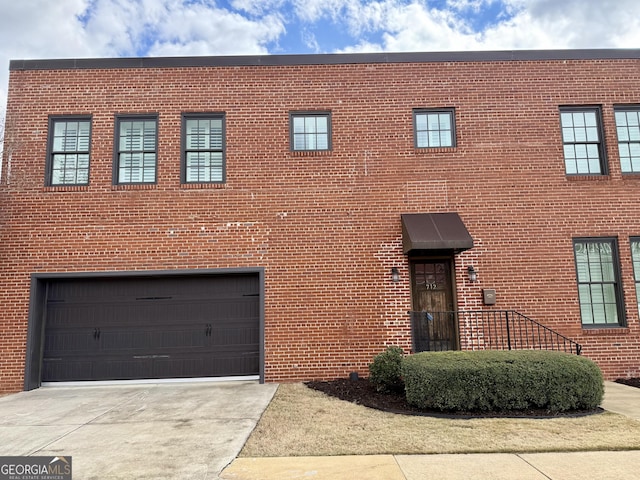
2,54,640,391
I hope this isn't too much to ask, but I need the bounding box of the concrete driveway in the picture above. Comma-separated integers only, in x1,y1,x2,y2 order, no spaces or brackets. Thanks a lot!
0,380,277,479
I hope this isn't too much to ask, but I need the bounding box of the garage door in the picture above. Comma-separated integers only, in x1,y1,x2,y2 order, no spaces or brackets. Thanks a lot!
42,274,260,382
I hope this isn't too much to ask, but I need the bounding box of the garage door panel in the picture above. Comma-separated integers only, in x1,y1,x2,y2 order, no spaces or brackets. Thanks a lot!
44,350,260,381
47,276,258,302
154,352,259,378
93,357,154,381
44,328,95,355
100,327,210,352
47,299,258,328
211,326,259,346
46,305,98,328
42,359,94,382
42,273,261,382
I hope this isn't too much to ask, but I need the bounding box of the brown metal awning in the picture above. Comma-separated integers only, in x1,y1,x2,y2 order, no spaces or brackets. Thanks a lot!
401,213,474,254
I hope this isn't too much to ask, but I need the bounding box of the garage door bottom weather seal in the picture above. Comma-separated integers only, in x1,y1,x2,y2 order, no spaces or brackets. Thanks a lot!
41,375,260,387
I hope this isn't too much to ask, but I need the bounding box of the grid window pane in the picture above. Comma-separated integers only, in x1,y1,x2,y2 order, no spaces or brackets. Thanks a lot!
117,118,157,184
562,127,575,142
440,131,452,146
585,127,599,142
617,126,629,142
560,109,603,175
415,110,455,148
584,112,597,127
291,114,331,151
615,108,640,173
304,117,316,134
49,119,91,185
293,117,305,133
316,133,328,150
574,239,622,326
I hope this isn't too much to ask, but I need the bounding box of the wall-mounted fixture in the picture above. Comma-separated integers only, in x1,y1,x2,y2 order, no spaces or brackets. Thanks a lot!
467,265,478,282
483,289,496,305
391,267,400,283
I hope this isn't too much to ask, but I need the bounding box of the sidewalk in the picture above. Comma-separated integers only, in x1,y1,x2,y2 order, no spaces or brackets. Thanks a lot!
220,381,640,480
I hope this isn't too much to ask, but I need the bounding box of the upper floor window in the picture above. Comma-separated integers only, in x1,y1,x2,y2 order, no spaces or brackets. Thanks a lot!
560,107,606,175
47,117,91,186
414,109,455,148
182,114,225,183
631,237,640,317
615,107,640,173
290,112,331,151
573,238,624,327
115,116,158,184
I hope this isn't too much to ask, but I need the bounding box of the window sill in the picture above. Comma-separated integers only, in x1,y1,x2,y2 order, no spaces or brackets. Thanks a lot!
43,185,90,192
582,326,630,335
566,175,610,181
181,183,227,189
415,147,457,154
290,150,332,156
111,184,158,191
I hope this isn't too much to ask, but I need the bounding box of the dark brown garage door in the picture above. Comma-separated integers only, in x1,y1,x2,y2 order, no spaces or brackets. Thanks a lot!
42,274,260,382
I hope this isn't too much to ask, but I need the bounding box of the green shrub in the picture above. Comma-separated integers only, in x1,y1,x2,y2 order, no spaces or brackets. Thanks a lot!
369,346,405,392
401,350,604,413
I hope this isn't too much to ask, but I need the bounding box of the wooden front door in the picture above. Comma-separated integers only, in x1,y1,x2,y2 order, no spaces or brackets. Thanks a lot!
411,260,459,351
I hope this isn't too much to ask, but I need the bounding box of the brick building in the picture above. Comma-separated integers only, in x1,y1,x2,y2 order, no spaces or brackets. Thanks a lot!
2,49,640,392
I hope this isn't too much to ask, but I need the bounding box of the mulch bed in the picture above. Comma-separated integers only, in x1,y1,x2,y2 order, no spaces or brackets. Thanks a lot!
306,377,603,419
616,378,640,389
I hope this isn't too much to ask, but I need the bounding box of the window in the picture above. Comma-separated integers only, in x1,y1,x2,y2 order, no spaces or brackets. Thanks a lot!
290,112,331,151
560,107,606,175
182,114,225,183
115,116,158,184
573,238,624,327
47,117,91,185
414,109,455,148
631,238,640,317
615,107,640,173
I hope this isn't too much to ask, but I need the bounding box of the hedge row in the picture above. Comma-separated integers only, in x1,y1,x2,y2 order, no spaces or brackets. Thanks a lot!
400,350,604,413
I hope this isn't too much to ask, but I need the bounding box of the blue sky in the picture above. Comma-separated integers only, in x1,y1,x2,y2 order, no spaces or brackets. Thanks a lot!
1,0,640,122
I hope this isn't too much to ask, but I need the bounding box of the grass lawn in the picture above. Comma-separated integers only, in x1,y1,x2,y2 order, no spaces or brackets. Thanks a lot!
241,383,640,457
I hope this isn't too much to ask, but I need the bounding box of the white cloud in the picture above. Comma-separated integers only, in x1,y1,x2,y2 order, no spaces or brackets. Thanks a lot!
445,0,502,12
145,5,285,56
380,3,474,51
337,0,640,53
0,1,96,58
290,0,397,35
291,0,355,23
301,29,321,53
516,0,640,48
79,0,285,57
230,0,286,16
339,40,384,53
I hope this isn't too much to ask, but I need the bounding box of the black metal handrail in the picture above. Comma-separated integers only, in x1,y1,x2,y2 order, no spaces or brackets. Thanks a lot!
409,310,582,355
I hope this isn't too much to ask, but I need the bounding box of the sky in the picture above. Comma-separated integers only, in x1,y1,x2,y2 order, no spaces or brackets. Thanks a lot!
1,0,640,123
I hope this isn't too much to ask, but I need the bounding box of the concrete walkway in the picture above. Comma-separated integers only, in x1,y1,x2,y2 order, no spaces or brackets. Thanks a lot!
221,381,640,480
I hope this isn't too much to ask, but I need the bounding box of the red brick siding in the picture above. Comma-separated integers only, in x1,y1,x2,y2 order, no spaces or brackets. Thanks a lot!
2,57,640,391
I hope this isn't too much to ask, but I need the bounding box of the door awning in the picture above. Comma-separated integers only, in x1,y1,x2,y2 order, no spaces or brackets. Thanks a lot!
401,213,474,254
